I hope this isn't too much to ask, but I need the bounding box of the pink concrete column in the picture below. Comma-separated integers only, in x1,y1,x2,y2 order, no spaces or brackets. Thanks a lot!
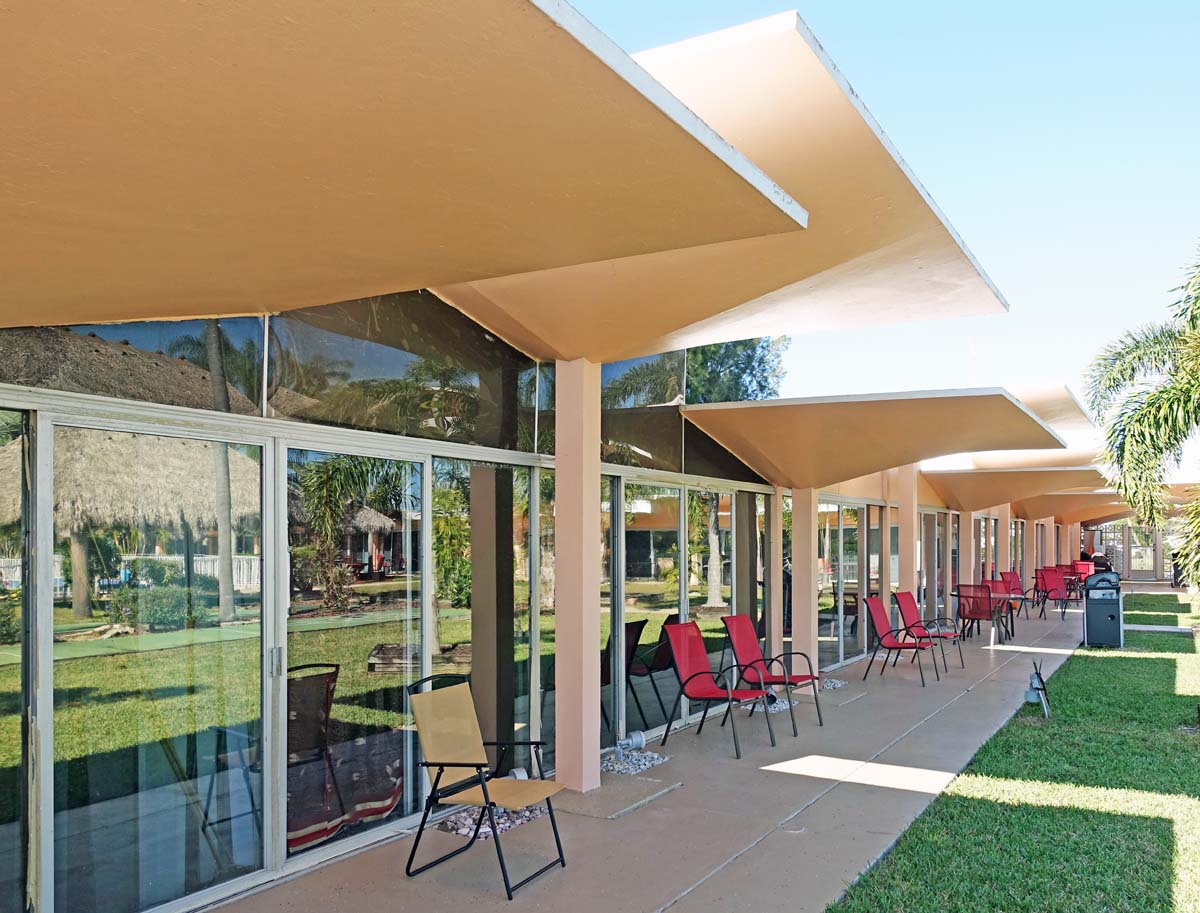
897,464,919,596
553,358,601,793
768,487,785,661
960,513,977,584
996,504,1012,574
878,471,893,603
1068,522,1082,561
790,487,819,667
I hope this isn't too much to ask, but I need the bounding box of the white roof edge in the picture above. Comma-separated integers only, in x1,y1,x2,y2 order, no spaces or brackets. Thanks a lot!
922,465,1104,476
637,10,1005,311
534,1,809,230
682,387,1067,449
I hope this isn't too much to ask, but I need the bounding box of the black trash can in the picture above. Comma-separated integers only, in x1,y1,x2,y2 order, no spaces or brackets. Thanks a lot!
1082,571,1123,647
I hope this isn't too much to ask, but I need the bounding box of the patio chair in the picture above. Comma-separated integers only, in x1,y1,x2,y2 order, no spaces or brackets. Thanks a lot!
406,682,565,901
861,596,937,686
999,570,1035,622
955,583,997,643
1043,567,1081,620
720,613,822,737
983,579,1016,639
286,663,345,817
1072,560,1095,583
629,623,676,724
599,618,650,732
659,621,776,758
892,591,963,674
1034,568,1050,618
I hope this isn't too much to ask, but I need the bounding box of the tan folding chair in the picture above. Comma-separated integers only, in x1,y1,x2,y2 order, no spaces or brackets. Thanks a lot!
406,683,566,900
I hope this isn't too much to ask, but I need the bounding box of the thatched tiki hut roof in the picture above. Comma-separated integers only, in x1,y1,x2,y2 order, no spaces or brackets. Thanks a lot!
346,506,395,535
0,426,260,531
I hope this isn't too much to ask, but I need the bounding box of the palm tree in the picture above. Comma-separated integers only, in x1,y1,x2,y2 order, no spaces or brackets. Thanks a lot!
1086,253,1200,575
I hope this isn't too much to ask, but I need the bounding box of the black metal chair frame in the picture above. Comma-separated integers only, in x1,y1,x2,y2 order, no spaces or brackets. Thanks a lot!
892,593,963,675
660,662,775,759
405,680,565,901
861,620,938,686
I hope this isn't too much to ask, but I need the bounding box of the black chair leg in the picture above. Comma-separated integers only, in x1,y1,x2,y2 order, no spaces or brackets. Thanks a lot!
915,649,926,687
863,644,881,680
783,682,798,736
811,679,824,726
727,701,742,758
646,673,669,722
660,692,683,746
760,696,776,747
696,701,712,735
627,677,650,730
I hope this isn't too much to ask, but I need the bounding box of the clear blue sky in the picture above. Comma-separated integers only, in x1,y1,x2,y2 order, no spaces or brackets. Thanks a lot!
573,1,1200,402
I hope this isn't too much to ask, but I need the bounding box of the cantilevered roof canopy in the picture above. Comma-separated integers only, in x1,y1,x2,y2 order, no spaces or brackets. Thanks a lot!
0,0,806,327
926,387,1103,471
437,11,1005,362
1013,492,1126,524
681,389,1062,491
923,468,1108,513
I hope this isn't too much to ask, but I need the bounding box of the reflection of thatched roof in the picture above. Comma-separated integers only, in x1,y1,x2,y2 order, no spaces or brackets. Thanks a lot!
347,506,395,534
0,427,259,530
0,326,257,413
266,386,320,418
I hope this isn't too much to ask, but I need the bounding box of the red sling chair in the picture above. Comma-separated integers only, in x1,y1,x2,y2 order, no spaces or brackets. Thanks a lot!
1043,567,1081,619
1034,568,1050,618
660,621,775,758
862,595,937,686
956,583,997,640
720,613,822,737
999,570,1034,621
892,591,963,674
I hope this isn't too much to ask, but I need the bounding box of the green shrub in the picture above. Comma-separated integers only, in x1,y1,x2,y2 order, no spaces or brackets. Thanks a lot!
106,585,192,630
0,589,19,645
128,557,182,587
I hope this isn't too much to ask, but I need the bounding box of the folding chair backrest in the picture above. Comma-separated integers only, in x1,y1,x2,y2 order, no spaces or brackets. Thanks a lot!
664,622,711,688
410,682,488,782
957,583,992,621
722,614,767,683
864,596,901,648
287,663,338,763
893,591,926,636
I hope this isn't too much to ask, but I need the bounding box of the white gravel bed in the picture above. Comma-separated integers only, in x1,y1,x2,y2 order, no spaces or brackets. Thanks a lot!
436,803,548,840
600,749,670,775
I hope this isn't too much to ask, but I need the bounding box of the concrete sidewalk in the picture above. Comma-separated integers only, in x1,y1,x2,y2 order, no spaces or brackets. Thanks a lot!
218,611,1082,913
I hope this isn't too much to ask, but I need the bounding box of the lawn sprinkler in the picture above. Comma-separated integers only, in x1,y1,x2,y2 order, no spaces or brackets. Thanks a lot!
1024,660,1050,719
614,730,646,761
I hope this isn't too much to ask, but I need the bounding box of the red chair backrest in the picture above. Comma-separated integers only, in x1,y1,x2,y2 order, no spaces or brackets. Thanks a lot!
999,570,1022,595
1073,560,1095,580
664,622,713,691
722,614,769,684
864,596,903,648
1043,567,1069,599
1056,564,1074,576
1035,567,1047,592
957,583,992,621
893,591,929,640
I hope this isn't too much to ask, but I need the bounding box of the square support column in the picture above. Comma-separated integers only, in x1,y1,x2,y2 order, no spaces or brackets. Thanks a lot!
553,358,601,793
790,487,820,668
960,513,977,584
897,464,919,597
768,488,785,661
996,504,1012,574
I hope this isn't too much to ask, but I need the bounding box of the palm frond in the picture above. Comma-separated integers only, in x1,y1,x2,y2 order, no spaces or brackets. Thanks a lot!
1085,322,1183,415
1170,253,1200,331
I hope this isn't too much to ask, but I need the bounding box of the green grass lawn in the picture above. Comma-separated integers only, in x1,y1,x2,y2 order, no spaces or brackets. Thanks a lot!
827,629,1200,913
1123,592,1200,628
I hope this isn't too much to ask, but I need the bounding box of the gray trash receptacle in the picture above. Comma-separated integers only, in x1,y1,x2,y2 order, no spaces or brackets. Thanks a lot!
1082,571,1122,647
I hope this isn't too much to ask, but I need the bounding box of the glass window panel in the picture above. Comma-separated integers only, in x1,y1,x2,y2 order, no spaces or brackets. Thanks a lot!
0,320,265,413
816,503,839,668
684,338,789,404
600,353,683,471
270,291,535,450
536,472,555,766
0,412,25,912
430,458,531,765
624,484,680,734
839,506,864,659
53,427,263,913
685,490,729,670
682,422,765,483
536,363,556,456
285,449,422,855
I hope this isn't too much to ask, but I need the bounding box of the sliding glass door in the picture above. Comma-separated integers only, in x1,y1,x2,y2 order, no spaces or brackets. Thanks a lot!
53,426,264,913
0,412,25,913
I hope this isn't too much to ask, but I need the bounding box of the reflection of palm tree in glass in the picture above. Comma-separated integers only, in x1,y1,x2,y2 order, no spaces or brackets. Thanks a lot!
167,320,264,404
